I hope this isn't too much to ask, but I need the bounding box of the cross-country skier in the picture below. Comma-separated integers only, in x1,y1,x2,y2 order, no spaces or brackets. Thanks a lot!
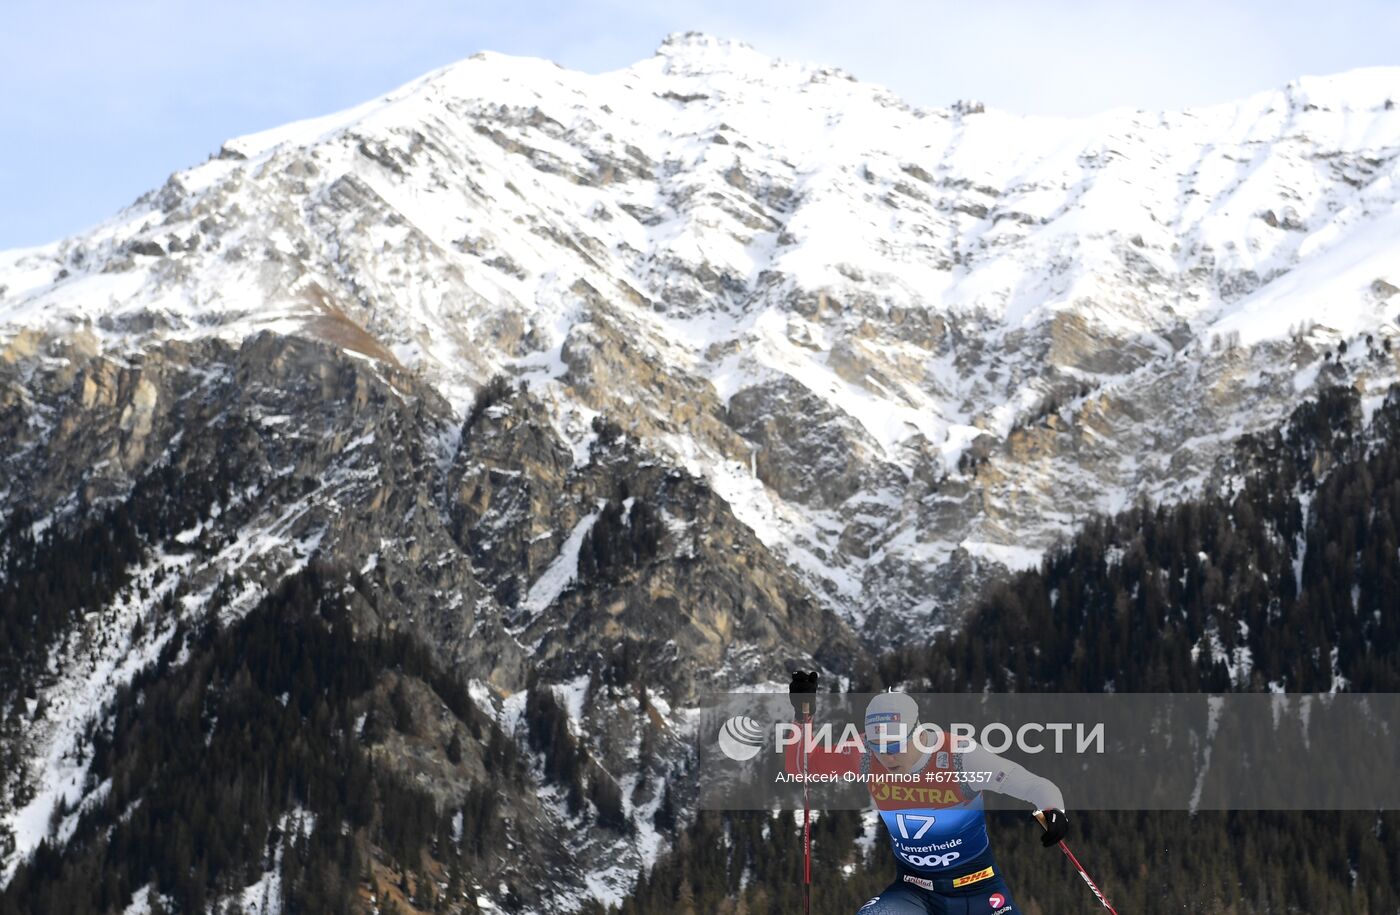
787,672,1069,914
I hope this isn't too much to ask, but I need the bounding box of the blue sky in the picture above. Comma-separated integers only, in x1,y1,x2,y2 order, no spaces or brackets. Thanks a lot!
3,0,1396,250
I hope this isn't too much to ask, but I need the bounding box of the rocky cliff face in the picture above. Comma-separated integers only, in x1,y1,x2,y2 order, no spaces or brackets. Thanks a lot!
2,32,1400,911
0,328,858,904
447,384,867,694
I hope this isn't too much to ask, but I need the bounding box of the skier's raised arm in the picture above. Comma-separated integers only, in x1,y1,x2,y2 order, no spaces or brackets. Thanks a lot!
781,670,864,776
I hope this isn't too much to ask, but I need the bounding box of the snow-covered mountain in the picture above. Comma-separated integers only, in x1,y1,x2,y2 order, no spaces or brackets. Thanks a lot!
3,32,1400,910
4,34,1400,633
5,34,1400,639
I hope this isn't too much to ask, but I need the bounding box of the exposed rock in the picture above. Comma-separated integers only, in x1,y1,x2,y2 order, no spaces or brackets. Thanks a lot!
725,376,874,509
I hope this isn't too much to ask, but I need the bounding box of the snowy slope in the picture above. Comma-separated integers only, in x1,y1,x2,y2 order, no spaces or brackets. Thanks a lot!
2,34,1399,633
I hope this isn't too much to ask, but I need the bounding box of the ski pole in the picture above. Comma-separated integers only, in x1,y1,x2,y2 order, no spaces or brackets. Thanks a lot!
1034,811,1119,914
802,702,812,915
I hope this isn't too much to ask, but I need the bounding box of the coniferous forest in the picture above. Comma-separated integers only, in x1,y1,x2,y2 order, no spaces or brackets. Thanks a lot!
3,381,1400,913
2,567,520,915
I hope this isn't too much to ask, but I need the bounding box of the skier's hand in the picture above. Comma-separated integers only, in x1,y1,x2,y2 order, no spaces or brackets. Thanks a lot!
788,670,819,717
1034,808,1070,847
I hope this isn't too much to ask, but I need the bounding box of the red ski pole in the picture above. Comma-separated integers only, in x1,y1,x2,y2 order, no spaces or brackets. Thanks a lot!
802,702,812,915
1034,811,1119,914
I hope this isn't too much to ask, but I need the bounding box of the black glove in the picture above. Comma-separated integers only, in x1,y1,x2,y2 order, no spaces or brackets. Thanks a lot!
1036,808,1070,847
788,670,819,717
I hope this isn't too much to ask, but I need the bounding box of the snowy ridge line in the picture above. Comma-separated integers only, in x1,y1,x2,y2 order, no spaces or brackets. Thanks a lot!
4,43,1399,372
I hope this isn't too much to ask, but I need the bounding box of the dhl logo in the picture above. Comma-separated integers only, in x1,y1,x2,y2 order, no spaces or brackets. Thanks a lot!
952,867,995,888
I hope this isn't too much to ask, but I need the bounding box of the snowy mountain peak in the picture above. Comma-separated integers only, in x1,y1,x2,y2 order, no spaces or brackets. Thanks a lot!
2,39,1399,637
650,31,852,84
656,30,759,58
1281,66,1400,112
